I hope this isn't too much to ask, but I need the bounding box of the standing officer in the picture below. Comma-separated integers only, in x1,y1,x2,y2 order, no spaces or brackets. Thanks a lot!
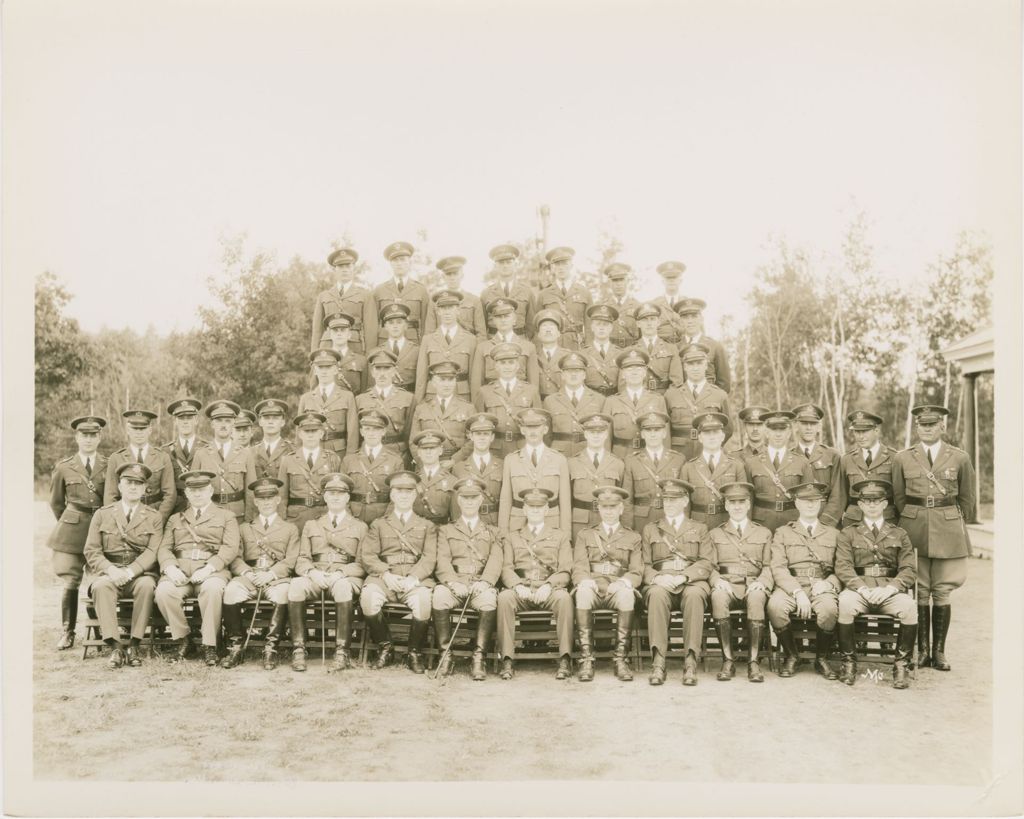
737,405,770,456
621,411,685,533
573,485,643,682
892,404,976,672
835,478,918,689
358,471,438,673
473,342,542,458
580,304,623,397
162,398,206,515
631,303,684,394
823,409,900,529
298,349,359,456
450,413,503,527
470,298,539,398
672,297,732,392
567,413,626,538
82,462,162,668
364,241,429,349
480,244,534,338
534,310,572,399
104,409,177,525
355,349,416,463
341,410,404,524
498,408,572,534
496,488,575,680
432,477,505,679
533,246,591,349
425,256,487,337
742,410,814,533
415,290,477,402
193,400,248,522
600,263,640,349
707,481,772,683
277,412,342,530
220,477,299,671
409,361,474,464
311,248,371,354
651,261,687,345
245,399,293,517
681,412,747,530
665,344,733,460
155,470,240,665
768,481,841,680
544,351,605,459
48,414,108,650
371,303,420,391
789,403,840,491
319,311,368,396
288,473,367,674
603,349,668,460
641,478,714,686
410,431,455,526
233,410,257,449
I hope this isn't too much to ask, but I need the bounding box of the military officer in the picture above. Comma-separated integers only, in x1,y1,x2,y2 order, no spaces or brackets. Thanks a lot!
641,478,714,686
496,488,575,680
579,304,623,397
298,349,359,456
534,310,573,398
287,472,367,673
498,408,572,534
651,261,688,345
822,409,900,528
768,481,841,680
415,289,477,402
621,411,685,533
544,351,606,459
364,241,430,349
233,410,257,449
155,470,240,665
277,412,342,530
789,403,840,490
192,400,248,522
162,398,206,515
409,361,474,463
480,244,534,337
371,302,420,391
244,399,293,517
320,311,368,395
680,412,747,530
737,405,770,456
470,298,540,398
664,343,733,459
672,297,732,393
410,431,454,526
835,478,918,689
473,342,542,458
220,478,300,671
573,485,643,682
600,263,640,349
567,413,626,538
342,410,404,524
311,248,371,354
358,471,438,673
425,256,487,337
533,246,591,349
707,481,773,683
104,409,176,524
603,349,669,460
48,415,108,649
630,303,684,394
892,404,976,672
355,349,416,462
742,410,814,533
450,413,503,526
432,477,505,679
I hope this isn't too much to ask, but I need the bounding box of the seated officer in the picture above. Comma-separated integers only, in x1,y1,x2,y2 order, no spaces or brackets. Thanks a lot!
580,303,623,397
194,400,248,522
603,349,668,460
298,349,359,456
470,297,540,399
768,481,841,681
567,413,625,539
358,471,438,673
473,342,542,458
320,311,368,395
664,344,733,460
544,351,606,459
641,478,714,686
835,479,918,689
220,478,299,671
630,303,684,394
742,410,814,533
408,361,474,464
355,349,416,463
572,485,643,682
450,413,503,526
789,403,839,490
534,310,572,399
707,481,772,683
341,409,403,524
680,411,747,530
411,431,454,526
498,408,572,534
82,463,161,669
621,411,685,533
432,477,505,680
414,290,477,402
277,412,342,530
288,473,367,674
155,470,240,665
496,488,575,681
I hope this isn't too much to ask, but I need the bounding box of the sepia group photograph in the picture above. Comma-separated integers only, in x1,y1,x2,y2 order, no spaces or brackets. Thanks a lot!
2,0,1022,816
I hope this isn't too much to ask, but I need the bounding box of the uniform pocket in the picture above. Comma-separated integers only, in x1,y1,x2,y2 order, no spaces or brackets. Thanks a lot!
942,507,962,521
61,509,82,524
899,506,919,520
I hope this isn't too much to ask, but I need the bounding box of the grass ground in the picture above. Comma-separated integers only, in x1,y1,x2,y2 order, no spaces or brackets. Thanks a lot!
32,501,992,783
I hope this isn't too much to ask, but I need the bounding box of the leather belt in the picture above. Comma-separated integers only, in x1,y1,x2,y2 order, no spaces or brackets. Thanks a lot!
591,385,617,396
754,498,796,512
319,551,354,565
142,491,164,505
175,549,213,561
422,512,449,525
455,372,469,382
323,431,348,441
498,429,523,443
515,568,549,582
68,501,101,513
647,377,670,391
103,552,135,567
654,557,689,571
350,492,389,504
792,566,827,578
289,495,326,508
572,498,600,512
719,563,757,578
632,496,663,509
453,560,483,575
551,431,585,443
212,491,244,504
478,503,494,515
612,435,643,449
383,433,404,445
905,495,957,509
592,561,625,577
856,566,896,577
670,425,699,440
406,318,420,329
511,499,560,510
689,501,720,515
384,554,418,565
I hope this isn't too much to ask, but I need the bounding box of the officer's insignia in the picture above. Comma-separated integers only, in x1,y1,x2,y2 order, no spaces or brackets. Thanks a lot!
853,412,865,423
945,469,955,479
441,479,449,490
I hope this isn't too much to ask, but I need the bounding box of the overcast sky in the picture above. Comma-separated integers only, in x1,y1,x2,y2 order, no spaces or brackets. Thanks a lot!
5,0,1018,336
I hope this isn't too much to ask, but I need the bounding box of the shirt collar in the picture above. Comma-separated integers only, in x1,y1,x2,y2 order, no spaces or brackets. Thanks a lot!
178,436,195,449
646,447,664,459
441,323,458,335
261,513,278,528
365,444,381,457
424,466,437,480
462,516,479,530
604,523,619,536
474,452,490,466
303,447,320,461
627,388,644,401
319,383,334,396
501,378,518,390
688,380,707,392
79,453,95,467
121,501,137,518
864,517,884,530
566,386,583,400
586,448,603,462
328,511,347,525
799,518,817,532
865,442,880,459
377,385,393,398
394,510,410,525
666,514,686,528
732,517,750,531
768,446,787,461
527,443,545,457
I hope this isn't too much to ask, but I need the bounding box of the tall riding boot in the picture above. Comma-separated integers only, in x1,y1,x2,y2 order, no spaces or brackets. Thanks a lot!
747,620,765,682
776,626,799,677
931,604,952,671
433,609,454,677
714,618,735,681
406,619,429,674
262,604,287,670
289,601,308,671
917,604,932,667
577,609,595,682
613,610,634,681
813,627,838,680
220,603,244,668
838,622,857,686
328,601,353,673
57,588,79,650
471,610,495,681
893,623,917,689
366,613,394,669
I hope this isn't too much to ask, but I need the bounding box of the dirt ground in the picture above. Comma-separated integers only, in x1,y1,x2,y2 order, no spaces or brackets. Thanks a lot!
32,502,993,783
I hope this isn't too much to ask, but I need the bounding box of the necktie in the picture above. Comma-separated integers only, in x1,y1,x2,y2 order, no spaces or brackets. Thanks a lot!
864,450,873,467
397,280,404,293
331,516,337,529
125,507,133,523
736,524,743,538
85,458,92,476
647,340,654,353
441,399,448,413
321,388,329,403
476,458,484,472
571,392,578,407
307,453,314,470
504,284,510,297
561,286,567,298
706,456,713,471
505,382,513,397
220,445,227,461
772,453,781,470
367,449,375,463
804,447,811,460
692,384,699,399
136,448,144,464
194,508,201,523
531,526,540,537
445,331,452,345
391,340,399,356
632,393,639,407
927,448,933,466
546,350,553,362
807,525,814,537
652,453,660,468
871,524,879,538
531,448,539,467
593,453,600,469
182,440,190,460
264,518,270,531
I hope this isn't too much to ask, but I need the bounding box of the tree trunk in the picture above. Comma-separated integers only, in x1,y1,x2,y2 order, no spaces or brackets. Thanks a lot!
904,378,917,448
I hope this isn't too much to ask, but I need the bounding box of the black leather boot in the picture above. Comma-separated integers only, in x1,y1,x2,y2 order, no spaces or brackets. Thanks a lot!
893,623,917,689
220,603,244,668
917,604,932,667
814,628,838,680
405,619,428,674
932,604,952,671
555,655,572,680
289,601,307,671
57,588,79,650
472,610,495,681
747,620,765,682
613,610,634,681
838,622,857,686
682,651,698,686
499,657,514,680
648,649,666,685
328,600,353,673
576,609,595,682
432,609,454,677
714,618,735,681
366,613,394,669
262,604,287,670
776,626,799,677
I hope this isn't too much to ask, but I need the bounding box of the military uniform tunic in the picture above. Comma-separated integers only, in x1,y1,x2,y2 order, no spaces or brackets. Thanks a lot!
480,280,535,337
676,332,732,393
413,468,455,526
224,516,300,605
535,345,573,399
767,520,840,631
331,348,368,395
409,396,474,462
193,441,250,521
679,453,747,529
425,291,488,338
572,524,643,610
602,390,668,460
277,448,343,529
707,521,773,619
543,387,607,459
161,439,206,515
663,381,733,458
790,441,840,496
365,279,431,348
290,513,368,602
311,282,373,353
567,451,626,538
742,449,815,533
244,439,293,518
433,518,504,611
628,338,684,394
355,387,416,460
104,446,177,525
835,521,918,624
822,445,900,528
470,335,540,399
341,448,405,524
48,453,108,563
473,381,542,458
360,512,438,589
600,296,640,349
533,282,592,350
414,327,477,401
450,454,503,526
650,296,687,346
298,386,360,456
621,449,686,533
579,343,623,397
498,446,572,534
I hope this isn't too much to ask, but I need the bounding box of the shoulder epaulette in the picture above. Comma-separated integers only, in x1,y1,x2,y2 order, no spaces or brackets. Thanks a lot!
58,454,75,465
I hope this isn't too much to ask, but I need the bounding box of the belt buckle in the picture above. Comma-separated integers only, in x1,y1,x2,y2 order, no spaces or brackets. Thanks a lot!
926,496,935,508
632,436,641,449
191,550,202,561
775,501,785,512
505,431,514,442
707,503,717,515
256,556,270,570
325,552,336,564
591,500,600,512
690,429,698,439
573,431,584,443
651,497,663,510
648,378,658,391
